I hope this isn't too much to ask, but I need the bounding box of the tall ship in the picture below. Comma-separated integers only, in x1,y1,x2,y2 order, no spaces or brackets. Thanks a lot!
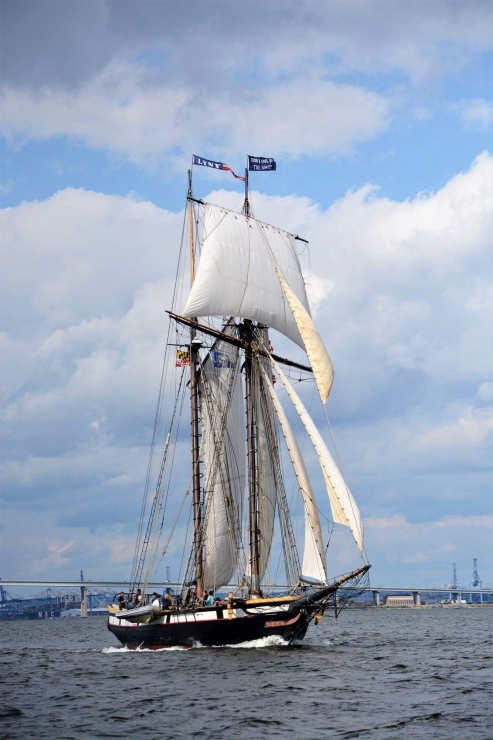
108,158,370,648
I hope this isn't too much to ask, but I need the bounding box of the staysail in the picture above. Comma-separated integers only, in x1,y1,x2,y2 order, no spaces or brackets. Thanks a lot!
277,275,334,404
260,364,327,583
182,204,310,348
273,362,364,555
200,336,245,591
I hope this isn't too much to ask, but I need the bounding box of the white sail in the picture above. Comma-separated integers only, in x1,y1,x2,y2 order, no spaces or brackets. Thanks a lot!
260,364,327,583
277,275,334,404
183,203,310,348
201,340,245,591
273,363,364,555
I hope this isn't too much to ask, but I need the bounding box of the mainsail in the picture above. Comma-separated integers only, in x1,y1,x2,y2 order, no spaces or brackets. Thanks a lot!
200,335,245,591
182,203,310,348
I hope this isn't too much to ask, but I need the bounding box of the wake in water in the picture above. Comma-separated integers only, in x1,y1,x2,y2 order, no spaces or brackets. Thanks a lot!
102,645,189,653
210,635,290,649
103,635,290,653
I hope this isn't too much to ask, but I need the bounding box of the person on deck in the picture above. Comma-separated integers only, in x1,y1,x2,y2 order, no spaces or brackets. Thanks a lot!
117,592,126,610
206,591,215,606
161,593,173,611
151,593,161,606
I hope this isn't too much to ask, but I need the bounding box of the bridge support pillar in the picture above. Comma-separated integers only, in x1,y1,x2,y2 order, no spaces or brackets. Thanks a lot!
80,586,88,618
412,591,421,606
372,590,380,607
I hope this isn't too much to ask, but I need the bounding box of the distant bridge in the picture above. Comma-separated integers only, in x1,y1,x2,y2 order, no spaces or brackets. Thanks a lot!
362,585,493,606
1,579,492,594
2,579,492,613
0,580,168,589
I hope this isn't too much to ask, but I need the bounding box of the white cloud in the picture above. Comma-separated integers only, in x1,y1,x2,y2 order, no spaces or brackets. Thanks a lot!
0,63,390,165
455,98,493,130
415,406,493,451
1,153,492,582
477,381,493,401
0,187,182,338
364,514,493,584
3,1,492,90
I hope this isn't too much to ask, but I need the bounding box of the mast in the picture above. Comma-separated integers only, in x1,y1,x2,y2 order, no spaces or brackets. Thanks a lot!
242,167,250,217
242,171,260,594
188,169,195,285
244,321,260,594
188,169,203,595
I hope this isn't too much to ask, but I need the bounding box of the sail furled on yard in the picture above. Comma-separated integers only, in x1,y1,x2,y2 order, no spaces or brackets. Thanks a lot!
277,275,334,404
200,335,245,591
273,362,365,556
253,379,278,581
182,204,310,349
260,364,327,583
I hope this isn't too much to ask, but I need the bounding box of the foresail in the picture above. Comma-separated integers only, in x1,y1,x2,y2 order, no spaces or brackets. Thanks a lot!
260,364,327,583
182,203,310,348
277,275,334,404
200,335,245,591
273,362,365,556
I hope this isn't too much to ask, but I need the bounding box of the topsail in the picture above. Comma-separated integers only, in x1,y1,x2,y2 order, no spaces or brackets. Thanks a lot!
183,204,310,348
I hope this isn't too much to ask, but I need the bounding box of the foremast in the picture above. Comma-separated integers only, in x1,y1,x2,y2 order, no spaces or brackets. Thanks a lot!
188,169,204,596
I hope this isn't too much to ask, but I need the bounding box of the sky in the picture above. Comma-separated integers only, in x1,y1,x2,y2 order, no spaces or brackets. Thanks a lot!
1,0,492,592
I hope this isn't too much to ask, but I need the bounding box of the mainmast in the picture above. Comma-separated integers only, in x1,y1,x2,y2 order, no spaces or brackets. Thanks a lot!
242,167,250,217
244,321,260,594
188,169,203,596
242,172,261,594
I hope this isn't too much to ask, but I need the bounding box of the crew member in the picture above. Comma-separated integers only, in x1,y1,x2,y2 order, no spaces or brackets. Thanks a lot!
161,593,173,611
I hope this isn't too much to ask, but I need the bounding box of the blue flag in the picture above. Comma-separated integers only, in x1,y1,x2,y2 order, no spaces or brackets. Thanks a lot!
248,155,276,171
210,350,235,369
193,155,245,181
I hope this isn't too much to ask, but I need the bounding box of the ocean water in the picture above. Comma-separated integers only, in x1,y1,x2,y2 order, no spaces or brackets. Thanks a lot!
0,607,491,740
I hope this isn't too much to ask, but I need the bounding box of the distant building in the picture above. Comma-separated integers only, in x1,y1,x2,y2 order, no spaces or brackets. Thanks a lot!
384,595,416,607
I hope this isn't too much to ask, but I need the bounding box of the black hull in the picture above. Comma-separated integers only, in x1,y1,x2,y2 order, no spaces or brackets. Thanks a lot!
108,608,311,649
107,566,371,649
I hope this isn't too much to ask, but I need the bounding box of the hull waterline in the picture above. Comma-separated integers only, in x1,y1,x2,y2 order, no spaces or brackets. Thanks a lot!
108,606,311,649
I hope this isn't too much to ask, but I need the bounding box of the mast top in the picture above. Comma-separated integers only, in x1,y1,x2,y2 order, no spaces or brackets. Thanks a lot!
242,167,250,217
187,169,196,287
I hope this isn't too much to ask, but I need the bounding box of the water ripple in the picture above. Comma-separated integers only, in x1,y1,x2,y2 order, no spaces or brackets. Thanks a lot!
0,609,491,739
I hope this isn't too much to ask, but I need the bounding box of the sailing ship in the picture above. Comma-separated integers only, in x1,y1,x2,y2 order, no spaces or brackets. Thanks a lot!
107,162,370,649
